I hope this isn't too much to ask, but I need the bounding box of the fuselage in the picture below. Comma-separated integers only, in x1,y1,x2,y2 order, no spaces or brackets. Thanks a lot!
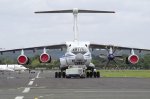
60,41,94,70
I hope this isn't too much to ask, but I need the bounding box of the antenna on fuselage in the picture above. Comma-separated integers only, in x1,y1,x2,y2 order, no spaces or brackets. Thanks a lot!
35,8,115,42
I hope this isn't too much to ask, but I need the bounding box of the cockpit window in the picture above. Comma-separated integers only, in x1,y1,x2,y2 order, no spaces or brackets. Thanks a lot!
71,47,87,54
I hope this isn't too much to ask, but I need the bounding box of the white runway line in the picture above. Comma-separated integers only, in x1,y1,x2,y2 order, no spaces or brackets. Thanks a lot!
31,78,35,81
22,87,30,93
28,81,34,86
15,96,24,99
36,71,40,78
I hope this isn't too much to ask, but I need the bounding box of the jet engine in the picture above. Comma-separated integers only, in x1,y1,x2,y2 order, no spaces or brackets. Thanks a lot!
17,55,29,65
39,53,51,63
127,54,139,64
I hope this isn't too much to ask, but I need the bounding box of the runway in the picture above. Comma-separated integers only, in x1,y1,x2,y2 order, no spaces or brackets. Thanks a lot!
0,70,150,99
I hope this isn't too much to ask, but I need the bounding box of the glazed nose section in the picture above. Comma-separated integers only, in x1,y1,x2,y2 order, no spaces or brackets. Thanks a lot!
75,53,84,62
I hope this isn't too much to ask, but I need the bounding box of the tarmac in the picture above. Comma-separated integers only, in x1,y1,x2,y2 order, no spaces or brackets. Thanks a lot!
0,70,150,99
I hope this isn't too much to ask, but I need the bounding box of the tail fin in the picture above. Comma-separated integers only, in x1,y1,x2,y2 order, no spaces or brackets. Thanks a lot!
35,8,115,41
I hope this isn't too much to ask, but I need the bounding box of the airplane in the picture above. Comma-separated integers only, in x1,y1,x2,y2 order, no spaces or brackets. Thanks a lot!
0,64,27,74
0,8,150,78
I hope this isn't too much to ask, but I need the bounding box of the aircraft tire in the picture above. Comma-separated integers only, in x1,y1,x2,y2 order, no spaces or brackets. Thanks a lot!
58,72,61,78
89,72,93,78
62,72,66,78
94,72,97,78
86,72,89,78
55,72,58,78
96,71,100,78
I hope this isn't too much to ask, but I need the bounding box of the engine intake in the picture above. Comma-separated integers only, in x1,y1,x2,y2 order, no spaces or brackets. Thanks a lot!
17,55,29,65
128,54,139,64
39,53,51,63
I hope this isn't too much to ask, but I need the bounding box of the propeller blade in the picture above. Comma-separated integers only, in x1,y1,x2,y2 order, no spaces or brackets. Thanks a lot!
99,54,107,58
106,60,110,67
99,55,107,58
99,54,106,56
115,55,122,58
115,55,124,61
113,48,117,54
113,60,117,64
113,60,119,68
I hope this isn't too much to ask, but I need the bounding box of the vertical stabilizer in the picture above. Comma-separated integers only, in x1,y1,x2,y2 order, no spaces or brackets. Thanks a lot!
35,8,115,42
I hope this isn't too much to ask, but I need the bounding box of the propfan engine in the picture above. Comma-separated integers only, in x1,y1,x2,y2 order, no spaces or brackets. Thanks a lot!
100,46,122,67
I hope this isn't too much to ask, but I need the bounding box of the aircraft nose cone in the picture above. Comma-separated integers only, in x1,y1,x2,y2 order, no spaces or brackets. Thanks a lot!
75,53,84,62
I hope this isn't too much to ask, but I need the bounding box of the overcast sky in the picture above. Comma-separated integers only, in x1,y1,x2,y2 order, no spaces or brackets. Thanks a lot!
0,0,150,49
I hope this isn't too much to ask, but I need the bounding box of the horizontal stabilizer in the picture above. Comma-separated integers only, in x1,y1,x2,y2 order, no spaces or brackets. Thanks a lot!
35,10,73,13
35,9,115,14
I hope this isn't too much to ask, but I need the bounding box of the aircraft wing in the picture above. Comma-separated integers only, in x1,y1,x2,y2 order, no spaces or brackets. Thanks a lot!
0,43,66,54
90,43,150,52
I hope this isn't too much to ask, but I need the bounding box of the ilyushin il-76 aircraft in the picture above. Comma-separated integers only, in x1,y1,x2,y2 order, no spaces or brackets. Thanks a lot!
0,8,150,78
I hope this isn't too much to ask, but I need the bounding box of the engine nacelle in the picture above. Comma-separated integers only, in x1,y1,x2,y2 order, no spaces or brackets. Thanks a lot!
127,54,139,64
17,55,29,65
39,53,51,63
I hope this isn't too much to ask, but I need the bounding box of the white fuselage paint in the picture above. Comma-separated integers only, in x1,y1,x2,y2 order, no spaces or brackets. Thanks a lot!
0,64,27,72
60,41,94,70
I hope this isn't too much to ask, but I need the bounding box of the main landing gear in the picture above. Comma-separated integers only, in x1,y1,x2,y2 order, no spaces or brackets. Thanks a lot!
86,71,100,78
54,71,100,78
55,72,66,78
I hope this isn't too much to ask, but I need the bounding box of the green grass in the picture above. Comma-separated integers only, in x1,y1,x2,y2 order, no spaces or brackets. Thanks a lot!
98,70,150,78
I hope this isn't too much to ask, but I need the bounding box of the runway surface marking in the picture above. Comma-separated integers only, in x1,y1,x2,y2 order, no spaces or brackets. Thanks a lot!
36,71,40,78
14,96,24,99
19,71,40,97
31,78,35,81
22,87,30,93
17,72,40,98
28,81,34,86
